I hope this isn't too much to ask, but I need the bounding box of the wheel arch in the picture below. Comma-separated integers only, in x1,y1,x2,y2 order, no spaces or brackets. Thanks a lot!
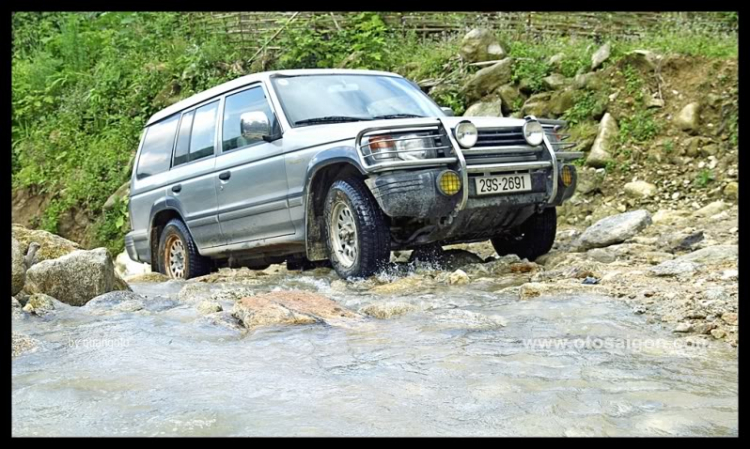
301,147,368,261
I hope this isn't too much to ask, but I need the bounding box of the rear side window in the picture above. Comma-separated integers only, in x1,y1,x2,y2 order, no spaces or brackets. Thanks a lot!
189,101,219,161
136,114,179,179
222,87,274,152
173,111,194,167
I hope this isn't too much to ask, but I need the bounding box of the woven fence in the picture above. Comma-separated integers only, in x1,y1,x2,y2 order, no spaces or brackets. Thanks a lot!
188,11,737,53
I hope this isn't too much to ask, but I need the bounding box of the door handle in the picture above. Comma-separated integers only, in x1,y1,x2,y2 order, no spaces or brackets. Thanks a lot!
171,184,182,193
219,171,231,181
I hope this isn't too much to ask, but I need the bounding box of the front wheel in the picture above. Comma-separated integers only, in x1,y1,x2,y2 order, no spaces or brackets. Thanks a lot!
158,219,211,280
490,207,557,261
324,178,390,279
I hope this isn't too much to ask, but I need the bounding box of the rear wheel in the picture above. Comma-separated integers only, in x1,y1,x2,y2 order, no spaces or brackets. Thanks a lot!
491,207,557,261
158,219,211,280
324,178,390,279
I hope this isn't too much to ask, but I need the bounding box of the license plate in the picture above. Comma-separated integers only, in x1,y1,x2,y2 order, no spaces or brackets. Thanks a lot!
475,173,532,195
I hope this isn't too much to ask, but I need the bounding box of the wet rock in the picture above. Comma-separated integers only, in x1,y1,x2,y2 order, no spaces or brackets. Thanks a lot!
448,269,470,285
179,283,215,303
231,291,360,330
360,301,417,319
22,293,56,316
114,251,151,279
462,58,513,102
371,275,431,295
200,311,244,331
124,272,170,283
675,102,701,133
11,224,81,263
591,42,611,70
463,97,503,117
12,297,24,319
586,113,618,168
573,210,652,250
692,200,728,218
678,245,737,264
25,248,129,306
432,309,506,330
624,180,658,199
209,287,256,303
711,328,727,339
197,300,222,315
459,28,505,63
673,322,692,333
649,260,703,277
12,332,38,358
542,73,567,90
191,267,266,284
12,237,25,296
84,291,146,312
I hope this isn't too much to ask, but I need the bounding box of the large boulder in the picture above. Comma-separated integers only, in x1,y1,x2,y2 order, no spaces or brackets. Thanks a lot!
520,92,553,117
22,293,57,316
675,102,701,133
463,97,503,117
24,248,129,306
621,50,660,72
12,237,25,296
591,42,611,70
548,89,578,116
586,113,618,168
231,291,361,330
11,225,81,263
574,210,653,250
459,29,505,63
462,58,513,102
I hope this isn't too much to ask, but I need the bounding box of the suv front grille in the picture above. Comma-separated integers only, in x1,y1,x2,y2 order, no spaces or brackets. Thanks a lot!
463,126,542,165
475,127,528,147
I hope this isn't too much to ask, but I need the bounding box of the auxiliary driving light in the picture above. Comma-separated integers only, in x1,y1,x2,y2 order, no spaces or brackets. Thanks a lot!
561,164,575,187
437,170,462,196
522,120,545,146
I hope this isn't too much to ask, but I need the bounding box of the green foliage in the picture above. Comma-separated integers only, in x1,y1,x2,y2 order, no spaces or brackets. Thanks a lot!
695,169,715,188
618,109,660,144
663,139,674,154
93,197,129,255
274,12,390,70
563,91,606,125
507,41,551,93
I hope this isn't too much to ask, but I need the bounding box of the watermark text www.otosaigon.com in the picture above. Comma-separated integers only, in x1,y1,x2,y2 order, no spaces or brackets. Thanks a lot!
521,336,710,352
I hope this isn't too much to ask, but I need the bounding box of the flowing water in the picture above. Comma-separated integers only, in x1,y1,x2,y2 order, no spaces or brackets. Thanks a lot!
12,270,738,436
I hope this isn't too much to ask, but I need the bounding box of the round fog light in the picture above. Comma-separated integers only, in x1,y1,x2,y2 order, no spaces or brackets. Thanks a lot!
454,121,478,148
561,164,575,187
437,170,462,196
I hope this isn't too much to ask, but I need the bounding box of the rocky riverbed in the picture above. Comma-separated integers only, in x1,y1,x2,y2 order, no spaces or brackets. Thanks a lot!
10,201,739,436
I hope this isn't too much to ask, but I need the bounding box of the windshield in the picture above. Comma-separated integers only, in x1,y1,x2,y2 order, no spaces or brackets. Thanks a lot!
270,74,445,127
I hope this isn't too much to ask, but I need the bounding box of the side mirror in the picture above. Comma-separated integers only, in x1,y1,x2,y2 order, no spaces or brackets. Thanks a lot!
240,111,282,143
440,106,455,117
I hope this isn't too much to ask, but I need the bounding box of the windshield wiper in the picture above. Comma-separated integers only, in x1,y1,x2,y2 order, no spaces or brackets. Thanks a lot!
371,114,426,119
294,116,373,126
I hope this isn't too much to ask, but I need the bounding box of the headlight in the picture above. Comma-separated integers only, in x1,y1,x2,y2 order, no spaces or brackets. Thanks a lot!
454,121,478,148
522,120,544,146
366,133,437,162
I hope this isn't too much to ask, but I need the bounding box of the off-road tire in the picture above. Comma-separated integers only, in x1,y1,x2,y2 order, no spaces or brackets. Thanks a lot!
324,178,390,279
157,218,211,280
490,207,557,261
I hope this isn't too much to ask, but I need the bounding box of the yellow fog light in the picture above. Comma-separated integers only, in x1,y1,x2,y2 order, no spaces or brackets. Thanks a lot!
561,164,575,187
437,170,461,196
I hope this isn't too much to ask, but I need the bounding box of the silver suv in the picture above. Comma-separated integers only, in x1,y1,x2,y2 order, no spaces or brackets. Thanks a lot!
125,69,582,280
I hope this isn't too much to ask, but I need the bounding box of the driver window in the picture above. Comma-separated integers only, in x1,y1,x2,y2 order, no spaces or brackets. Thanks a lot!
222,86,274,152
